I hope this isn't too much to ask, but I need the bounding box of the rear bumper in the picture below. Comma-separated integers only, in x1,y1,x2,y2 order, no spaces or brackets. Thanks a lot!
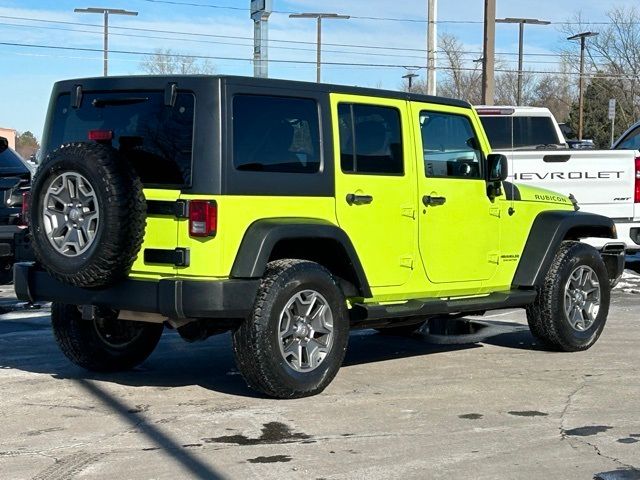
583,221,640,252
14,262,259,319
0,225,22,259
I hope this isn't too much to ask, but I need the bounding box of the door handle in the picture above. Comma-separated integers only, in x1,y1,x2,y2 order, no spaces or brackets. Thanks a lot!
422,195,446,207
346,193,373,206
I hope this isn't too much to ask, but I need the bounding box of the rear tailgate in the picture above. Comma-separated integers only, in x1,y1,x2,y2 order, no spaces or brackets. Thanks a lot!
506,150,637,218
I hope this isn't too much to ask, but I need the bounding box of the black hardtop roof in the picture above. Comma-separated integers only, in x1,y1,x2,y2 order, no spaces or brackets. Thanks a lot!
52,74,471,109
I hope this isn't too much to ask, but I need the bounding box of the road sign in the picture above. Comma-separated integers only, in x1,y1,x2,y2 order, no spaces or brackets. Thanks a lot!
608,98,616,120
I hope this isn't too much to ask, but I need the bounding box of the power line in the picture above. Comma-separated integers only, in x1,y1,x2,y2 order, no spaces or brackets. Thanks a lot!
0,20,588,66
135,0,640,26
0,14,605,60
0,40,634,78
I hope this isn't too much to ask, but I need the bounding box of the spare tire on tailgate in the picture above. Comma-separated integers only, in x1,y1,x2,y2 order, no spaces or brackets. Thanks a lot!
30,142,146,288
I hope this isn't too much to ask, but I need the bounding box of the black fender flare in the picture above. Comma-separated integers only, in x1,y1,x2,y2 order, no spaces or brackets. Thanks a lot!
512,211,617,288
230,218,372,298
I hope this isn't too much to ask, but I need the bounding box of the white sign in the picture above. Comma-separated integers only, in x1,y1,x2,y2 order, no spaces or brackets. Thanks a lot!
608,98,616,120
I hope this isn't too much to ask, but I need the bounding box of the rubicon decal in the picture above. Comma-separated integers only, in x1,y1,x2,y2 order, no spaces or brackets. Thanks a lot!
533,194,569,203
513,171,623,181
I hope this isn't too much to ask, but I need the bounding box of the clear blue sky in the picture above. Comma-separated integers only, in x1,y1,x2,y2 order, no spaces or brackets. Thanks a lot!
0,0,635,139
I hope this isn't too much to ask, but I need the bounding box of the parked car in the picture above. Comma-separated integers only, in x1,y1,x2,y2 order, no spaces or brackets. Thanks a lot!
476,106,640,252
0,137,32,283
15,76,624,398
613,120,640,150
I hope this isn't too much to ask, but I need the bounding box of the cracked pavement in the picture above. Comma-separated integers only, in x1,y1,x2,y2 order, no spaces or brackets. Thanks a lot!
0,280,638,480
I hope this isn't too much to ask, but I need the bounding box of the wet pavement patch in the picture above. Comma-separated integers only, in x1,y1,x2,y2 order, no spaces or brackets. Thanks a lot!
508,410,548,417
594,468,640,480
247,455,292,464
203,422,310,446
565,425,612,437
617,438,639,444
459,413,483,420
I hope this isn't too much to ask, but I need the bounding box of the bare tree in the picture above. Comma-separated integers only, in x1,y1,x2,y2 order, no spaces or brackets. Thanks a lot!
563,6,640,134
437,33,484,103
140,48,216,75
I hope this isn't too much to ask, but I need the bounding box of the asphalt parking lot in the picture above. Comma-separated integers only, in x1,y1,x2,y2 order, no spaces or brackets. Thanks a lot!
0,274,639,480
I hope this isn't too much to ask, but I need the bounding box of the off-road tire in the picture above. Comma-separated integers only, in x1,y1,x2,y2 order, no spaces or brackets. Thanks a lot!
526,241,610,352
232,260,349,398
52,302,163,372
30,143,146,288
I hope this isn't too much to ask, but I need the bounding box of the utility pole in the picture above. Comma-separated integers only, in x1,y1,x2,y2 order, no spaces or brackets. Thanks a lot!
74,7,138,76
567,31,599,140
481,0,496,105
403,72,419,92
426,0,437,95
496,18,550,106
289,12,350,83
251,0,272,78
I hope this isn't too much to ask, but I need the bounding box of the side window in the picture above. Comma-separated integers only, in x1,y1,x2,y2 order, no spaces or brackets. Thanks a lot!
618,127,640,150
420,111,483,179
233,95,320,173
338,103,403,175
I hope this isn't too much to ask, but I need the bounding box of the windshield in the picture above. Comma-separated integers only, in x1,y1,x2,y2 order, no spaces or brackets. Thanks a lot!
48,91,195,187
479,116,562,149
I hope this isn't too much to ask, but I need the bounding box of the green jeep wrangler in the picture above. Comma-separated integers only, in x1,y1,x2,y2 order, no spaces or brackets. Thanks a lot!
16,75,625,398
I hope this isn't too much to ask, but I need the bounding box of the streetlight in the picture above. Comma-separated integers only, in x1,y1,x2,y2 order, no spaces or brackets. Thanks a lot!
567,31,599,140
496,17,550,106
289,12,350,83
74,7,138,76
402,72,419,92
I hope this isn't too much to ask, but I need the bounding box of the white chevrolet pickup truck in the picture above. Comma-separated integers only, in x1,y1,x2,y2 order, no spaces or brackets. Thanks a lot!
476,106,640,252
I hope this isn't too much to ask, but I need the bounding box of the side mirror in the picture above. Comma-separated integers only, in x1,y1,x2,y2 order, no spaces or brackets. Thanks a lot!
0,137,7,154
488,153,508,182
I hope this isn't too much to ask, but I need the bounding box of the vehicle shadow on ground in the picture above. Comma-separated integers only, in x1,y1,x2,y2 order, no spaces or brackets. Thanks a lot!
0,313,546,398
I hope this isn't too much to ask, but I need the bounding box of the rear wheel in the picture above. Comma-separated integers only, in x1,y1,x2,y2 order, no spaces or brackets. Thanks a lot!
52,303,163,372
232,260,349,398
526,241,610,352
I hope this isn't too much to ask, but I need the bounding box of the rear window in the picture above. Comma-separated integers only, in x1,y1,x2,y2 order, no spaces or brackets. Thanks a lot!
232,95,321,173
48,91,195,187
0,148,30,174
479,116,561,149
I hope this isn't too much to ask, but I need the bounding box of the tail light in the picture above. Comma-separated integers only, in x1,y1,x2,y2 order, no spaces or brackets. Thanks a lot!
189,200,217,237
635,155,640,203
20,191,30,226
88,129,113,141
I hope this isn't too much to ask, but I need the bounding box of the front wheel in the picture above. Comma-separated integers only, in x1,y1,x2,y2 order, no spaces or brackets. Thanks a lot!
526,241,610,352
52,303,164,372
232,260,349,398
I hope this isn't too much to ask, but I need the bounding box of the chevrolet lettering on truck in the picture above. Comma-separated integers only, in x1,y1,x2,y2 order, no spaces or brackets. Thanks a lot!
476,106,640,252
15,76,625,398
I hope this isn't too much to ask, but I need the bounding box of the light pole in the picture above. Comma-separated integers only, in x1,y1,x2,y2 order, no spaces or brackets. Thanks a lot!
481,0,496,105
74,7,138,76
567,31,599,140
289,13,350,83
402,72,419,92
426,0,437,95
496,18,550,106
251,0,272,78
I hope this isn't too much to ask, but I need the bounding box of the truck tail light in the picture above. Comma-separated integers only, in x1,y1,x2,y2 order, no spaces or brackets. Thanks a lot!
189,200,217,237
635,156,640,203
20,191,30,226
88,129,113,142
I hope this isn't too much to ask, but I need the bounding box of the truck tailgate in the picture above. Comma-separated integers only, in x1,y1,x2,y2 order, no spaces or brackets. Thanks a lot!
506,150,636,219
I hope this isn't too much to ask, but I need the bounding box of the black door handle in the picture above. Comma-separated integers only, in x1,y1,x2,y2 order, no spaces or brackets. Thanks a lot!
422,195,446,207
346,193,373,206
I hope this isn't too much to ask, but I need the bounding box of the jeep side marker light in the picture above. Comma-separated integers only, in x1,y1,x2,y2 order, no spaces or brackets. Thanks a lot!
189,200,217,237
